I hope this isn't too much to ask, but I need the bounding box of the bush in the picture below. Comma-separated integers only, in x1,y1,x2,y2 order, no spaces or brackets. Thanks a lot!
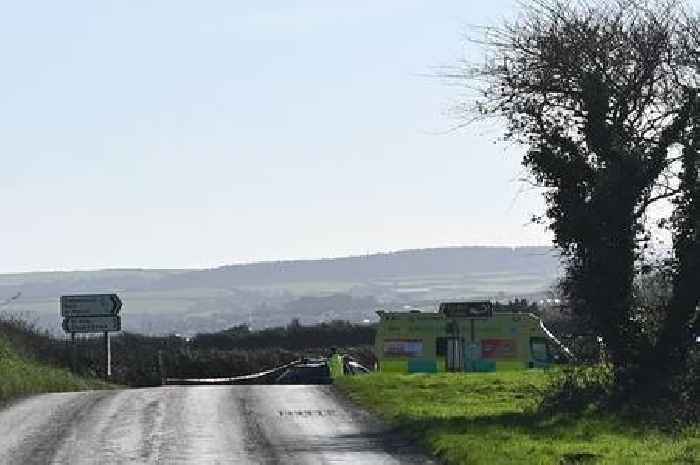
539,365,615,414
1,314,376,387
194,320,376,351
540,353,700,430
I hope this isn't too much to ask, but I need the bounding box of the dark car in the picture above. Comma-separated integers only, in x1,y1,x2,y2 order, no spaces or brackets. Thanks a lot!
275,361,332,384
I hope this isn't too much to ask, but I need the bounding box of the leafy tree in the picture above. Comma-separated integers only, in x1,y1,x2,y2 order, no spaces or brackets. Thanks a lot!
457,0,699,396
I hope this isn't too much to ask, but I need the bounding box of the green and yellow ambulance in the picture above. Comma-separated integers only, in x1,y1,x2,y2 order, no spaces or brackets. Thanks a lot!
374,301,571,373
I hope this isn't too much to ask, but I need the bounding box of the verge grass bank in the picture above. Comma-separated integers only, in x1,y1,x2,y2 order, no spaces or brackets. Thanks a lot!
0,336,110,404
336,371,699,465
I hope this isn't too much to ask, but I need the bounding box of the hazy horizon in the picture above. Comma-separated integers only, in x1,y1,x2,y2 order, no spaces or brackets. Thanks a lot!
0,243,555,275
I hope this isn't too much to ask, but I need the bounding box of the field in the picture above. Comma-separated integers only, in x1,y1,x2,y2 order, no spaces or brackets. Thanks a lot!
336,371,700,465
0,336,111,404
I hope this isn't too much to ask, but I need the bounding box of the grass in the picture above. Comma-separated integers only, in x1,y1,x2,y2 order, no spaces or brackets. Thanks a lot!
0,336,111,404
336,371,700,465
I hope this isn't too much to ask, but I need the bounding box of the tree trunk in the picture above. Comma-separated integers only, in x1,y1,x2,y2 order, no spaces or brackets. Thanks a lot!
649,112,700,387
568,172,648,378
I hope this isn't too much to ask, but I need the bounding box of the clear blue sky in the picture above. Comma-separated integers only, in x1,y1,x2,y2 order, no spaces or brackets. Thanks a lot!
0,1,552,273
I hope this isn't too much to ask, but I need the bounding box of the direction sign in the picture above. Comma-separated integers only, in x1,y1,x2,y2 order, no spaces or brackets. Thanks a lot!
60,294,122,317
62,316,121,333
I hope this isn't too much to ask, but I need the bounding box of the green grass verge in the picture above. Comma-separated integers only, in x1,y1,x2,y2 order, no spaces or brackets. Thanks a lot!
0,337,112,404
336,371,700,465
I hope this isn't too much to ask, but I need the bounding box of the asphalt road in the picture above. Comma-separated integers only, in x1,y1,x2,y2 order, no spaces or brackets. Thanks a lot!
0,385,435,464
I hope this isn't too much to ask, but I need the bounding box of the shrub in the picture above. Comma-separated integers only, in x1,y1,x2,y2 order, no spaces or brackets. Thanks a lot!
539,365,615,414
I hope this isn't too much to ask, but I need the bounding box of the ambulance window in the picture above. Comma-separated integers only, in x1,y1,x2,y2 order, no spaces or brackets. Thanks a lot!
436,337,448,356
530,337,549,363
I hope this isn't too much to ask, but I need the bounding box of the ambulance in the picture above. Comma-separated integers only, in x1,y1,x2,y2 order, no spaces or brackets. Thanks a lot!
374,301,572,373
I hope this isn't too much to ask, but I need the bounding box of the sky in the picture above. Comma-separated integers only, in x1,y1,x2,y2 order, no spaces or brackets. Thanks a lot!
0,0,553,273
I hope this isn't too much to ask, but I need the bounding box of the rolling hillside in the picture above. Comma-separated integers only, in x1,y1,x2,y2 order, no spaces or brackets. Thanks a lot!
0,246,560,335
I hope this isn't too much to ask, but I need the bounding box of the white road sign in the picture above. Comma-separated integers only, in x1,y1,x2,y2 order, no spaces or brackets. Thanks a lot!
62,316,121,333
60,294,122,317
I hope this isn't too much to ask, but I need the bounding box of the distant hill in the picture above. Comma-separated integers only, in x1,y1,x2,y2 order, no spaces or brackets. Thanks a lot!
168,246,560,287
0,246,561,335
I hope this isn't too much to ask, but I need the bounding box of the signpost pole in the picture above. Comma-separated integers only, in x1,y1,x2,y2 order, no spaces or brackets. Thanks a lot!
158,350,166,385
70,332,77,373
104,331,111,380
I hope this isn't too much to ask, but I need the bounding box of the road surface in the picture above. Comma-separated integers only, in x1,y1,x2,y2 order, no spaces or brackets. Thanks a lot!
0,385,435,464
